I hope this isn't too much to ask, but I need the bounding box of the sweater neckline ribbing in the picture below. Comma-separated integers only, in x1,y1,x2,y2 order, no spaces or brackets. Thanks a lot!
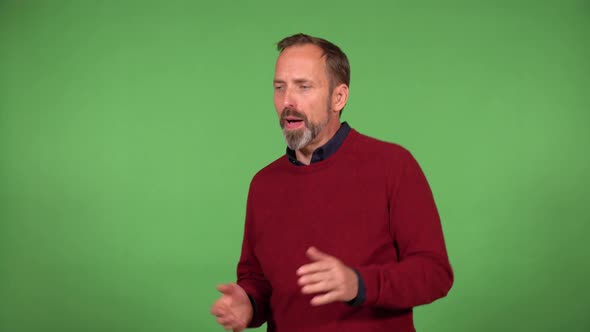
281,129,360,174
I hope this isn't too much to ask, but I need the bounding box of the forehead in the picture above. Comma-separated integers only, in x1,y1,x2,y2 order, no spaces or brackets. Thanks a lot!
275,44,327,80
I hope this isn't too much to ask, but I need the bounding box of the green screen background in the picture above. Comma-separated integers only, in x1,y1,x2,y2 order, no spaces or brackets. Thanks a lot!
1,1,588,331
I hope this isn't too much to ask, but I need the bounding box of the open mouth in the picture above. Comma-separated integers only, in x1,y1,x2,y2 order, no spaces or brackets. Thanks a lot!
285,117,304,129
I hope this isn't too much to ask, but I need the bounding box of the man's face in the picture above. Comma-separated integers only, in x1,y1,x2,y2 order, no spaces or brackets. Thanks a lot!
273,44,333,150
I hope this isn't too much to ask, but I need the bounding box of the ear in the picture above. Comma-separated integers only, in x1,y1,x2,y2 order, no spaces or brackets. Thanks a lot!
331,84,349,113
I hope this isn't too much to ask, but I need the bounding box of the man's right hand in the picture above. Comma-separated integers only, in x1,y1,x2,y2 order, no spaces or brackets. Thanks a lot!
210,283,253,331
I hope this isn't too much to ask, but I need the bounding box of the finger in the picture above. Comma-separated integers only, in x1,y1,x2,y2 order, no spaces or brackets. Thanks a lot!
306,246,333,261
217,316,234,325
217,315,240,331
298,271,331,286
310,291,339,306
297,261,332,276
301,279,334,295
217,314,244,326
216,283,237,295
223,319,244,331
210,301,229,316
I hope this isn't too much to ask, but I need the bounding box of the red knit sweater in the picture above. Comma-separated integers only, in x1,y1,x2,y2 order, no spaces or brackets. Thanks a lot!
237,129,453,332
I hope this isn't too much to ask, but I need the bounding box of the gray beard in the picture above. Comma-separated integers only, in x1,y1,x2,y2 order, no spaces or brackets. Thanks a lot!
283,121,319,150
281,97,332,151
282,109,331,150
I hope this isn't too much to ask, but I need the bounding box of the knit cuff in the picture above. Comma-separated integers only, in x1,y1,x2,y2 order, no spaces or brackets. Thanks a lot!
346,269,366,306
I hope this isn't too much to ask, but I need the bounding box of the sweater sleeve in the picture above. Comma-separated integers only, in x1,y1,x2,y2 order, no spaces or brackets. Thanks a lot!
356,149,453,309
236,182,272,328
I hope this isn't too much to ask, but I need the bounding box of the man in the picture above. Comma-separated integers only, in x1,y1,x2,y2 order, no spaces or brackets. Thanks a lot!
210,33,453,332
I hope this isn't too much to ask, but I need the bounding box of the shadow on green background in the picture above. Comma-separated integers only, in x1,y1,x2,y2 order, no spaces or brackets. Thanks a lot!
1,1,588,331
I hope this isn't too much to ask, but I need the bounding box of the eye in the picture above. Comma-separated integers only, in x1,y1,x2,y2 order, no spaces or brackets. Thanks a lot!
301,85,311,90
274,85,284,91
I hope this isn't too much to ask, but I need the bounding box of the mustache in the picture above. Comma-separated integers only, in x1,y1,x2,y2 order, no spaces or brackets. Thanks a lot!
280,108,308,127
281,108,306,120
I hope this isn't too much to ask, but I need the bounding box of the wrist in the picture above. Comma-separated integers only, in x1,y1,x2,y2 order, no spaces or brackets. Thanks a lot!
346,269,366,306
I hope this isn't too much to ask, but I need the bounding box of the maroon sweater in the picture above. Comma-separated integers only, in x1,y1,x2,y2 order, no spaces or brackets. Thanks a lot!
237,129,453,332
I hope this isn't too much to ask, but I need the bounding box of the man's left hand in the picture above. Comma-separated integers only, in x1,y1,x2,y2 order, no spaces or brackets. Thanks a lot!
296,246,359,306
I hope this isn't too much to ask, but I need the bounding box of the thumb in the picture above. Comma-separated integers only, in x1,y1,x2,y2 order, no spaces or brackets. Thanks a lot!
306,246,332,261
216,283,238,295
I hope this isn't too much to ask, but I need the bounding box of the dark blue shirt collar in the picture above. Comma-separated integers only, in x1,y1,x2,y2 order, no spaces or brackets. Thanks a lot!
286,122,351,166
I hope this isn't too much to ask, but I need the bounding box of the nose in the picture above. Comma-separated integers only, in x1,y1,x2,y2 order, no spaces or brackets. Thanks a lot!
282,86,295,109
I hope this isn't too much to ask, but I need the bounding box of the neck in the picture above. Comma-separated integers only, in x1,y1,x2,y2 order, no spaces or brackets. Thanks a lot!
295,120,341,165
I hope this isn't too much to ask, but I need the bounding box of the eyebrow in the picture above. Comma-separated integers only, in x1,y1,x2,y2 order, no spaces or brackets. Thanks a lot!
273,78,313,84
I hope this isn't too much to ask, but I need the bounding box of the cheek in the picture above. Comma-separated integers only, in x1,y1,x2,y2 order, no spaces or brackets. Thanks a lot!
273,95,282,112
310,97,329,119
